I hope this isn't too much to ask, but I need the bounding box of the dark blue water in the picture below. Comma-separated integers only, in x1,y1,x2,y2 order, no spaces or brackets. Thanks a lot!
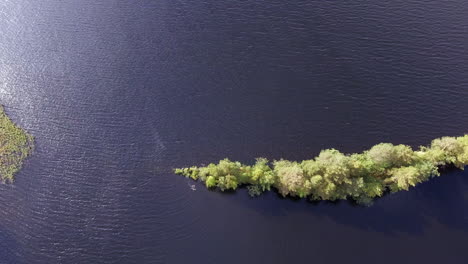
1,0,468,263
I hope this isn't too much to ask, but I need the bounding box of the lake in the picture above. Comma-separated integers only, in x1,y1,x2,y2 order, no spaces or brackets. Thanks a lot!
0,0,467,263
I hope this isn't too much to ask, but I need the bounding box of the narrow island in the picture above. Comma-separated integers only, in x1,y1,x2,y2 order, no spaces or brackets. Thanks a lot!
0,106,34,182
175,135,468,204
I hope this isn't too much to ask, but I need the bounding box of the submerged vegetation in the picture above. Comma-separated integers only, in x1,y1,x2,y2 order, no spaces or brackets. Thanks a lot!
0,106,34,182
175,135,468,204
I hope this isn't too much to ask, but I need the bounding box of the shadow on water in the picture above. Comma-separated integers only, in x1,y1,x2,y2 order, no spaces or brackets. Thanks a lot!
212,167,468,235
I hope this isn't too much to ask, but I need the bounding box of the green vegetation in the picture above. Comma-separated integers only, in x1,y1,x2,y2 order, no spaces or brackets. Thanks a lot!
0,106,34,182
175,135,468,204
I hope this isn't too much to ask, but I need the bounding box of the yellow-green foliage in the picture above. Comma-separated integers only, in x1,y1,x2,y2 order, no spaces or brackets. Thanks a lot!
174,134,468,204
0,106,34,182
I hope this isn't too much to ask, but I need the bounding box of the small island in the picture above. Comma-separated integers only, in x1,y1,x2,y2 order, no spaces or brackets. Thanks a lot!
0,106,34,182
175,135,468,204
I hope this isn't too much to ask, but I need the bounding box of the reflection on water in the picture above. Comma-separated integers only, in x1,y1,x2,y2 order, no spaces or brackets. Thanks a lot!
0,0,468,263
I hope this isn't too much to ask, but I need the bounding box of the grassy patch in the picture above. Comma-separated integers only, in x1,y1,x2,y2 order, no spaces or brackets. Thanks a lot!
0,106,34,182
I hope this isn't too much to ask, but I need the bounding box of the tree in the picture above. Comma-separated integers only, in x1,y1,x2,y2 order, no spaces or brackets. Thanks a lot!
273,160,307,197
251,158,275,190
455,135,468,167
315,149,350,184
366,143,414,169
205,176,217,188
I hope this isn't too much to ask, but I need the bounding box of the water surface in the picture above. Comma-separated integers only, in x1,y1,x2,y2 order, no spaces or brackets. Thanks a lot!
1,0,467,263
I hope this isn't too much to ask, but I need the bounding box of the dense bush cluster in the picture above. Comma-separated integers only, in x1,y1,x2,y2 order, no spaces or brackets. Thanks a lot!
0,106,34,182
175,135,468,204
